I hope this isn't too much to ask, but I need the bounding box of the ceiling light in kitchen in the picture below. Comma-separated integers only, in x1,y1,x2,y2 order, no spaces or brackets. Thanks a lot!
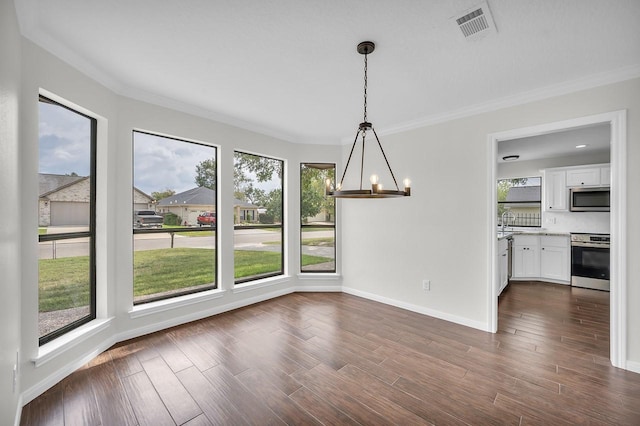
502,155,520,161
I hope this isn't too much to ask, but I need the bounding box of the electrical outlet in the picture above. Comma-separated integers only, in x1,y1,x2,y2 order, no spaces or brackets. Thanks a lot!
422,279,430,291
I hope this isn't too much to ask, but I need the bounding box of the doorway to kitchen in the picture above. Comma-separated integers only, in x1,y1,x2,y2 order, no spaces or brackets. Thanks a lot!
487,110,627,369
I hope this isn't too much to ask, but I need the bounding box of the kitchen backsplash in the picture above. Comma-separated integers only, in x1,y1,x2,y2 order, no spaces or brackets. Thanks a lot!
542,211,610,234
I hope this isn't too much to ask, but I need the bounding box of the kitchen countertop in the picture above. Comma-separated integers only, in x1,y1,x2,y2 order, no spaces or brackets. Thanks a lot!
497,230,570,240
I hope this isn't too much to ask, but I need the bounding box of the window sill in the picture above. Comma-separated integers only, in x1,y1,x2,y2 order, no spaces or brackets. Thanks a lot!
232,275,291,293
130,288,227,319
33,317,114,367
297,272,342,280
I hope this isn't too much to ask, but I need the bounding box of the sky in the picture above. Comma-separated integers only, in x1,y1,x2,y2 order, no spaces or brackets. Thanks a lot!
39,101,280,198
133,132,216,195
39,102,92,176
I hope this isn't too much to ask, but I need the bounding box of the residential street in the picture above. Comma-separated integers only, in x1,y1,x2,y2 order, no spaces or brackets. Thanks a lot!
39,228,335,259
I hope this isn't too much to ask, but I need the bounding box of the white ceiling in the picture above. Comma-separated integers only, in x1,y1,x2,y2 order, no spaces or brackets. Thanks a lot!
497,123,611,163
15,0,640,145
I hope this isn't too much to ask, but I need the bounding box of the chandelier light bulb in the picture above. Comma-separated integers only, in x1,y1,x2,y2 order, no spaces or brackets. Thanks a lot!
370,174,379,184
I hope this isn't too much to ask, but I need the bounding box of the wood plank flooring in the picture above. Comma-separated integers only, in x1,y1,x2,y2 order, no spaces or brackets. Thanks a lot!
21,282,640,425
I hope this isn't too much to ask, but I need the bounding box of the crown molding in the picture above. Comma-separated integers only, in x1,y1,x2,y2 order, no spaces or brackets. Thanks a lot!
371,64,640,141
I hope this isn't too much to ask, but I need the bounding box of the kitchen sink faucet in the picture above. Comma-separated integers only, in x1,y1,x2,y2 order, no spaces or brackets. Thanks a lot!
501,211,516,233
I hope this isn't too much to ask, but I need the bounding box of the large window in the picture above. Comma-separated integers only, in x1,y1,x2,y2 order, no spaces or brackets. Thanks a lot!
233,152,284,283
38,95,96,345
300,163,336,273
133,131,217,304
497,177,541,228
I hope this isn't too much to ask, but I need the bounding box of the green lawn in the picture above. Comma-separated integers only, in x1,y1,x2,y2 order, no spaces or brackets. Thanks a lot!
39,248,330,311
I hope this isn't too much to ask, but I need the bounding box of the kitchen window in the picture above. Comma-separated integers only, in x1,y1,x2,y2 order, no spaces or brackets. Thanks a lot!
300,163,336,273
132,131,218,304
497,177,541,228
38,95,97,345
234,151,284,283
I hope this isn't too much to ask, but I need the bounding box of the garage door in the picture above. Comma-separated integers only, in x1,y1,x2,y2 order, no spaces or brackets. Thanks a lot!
50,202,90,226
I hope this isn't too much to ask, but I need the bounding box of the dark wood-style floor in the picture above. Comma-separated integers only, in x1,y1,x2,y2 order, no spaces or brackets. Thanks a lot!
21,282,640,425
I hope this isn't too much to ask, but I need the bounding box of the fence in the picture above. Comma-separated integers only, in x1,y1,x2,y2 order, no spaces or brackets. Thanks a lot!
498,213,541,227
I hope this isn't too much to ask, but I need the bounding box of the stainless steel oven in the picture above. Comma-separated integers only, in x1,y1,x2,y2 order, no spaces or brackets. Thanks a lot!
570,233,610,291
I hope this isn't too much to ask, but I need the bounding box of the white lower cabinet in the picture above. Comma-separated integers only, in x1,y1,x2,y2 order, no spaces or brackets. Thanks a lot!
512,235,540,279
512,234,569,283
540,236,570,283
498,238,509,295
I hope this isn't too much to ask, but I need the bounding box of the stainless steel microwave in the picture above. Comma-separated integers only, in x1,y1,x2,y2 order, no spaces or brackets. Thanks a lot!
569,187,610,212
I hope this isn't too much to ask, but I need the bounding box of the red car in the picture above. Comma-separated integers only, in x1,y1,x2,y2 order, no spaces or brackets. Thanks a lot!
197,211,216,227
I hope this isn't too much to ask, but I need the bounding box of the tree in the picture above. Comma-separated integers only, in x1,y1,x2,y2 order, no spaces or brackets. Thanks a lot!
233,152,282,203
300,166,334,222
195,158,216,189
234,152,282,183
243,184,266,205
151,188,175,202
262,188,282,223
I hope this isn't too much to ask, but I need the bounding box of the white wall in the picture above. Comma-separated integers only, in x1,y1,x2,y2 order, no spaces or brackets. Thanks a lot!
0,1,23,423
341,78,640,368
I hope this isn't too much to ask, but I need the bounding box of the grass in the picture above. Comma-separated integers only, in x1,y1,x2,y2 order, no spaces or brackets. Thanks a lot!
264,237,334,246
39,248,331,311
39,257,90,312
159,225,215,237
301,237,334,247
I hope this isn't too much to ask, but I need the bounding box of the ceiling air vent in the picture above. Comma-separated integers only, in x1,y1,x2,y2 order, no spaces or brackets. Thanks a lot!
453,1,496,40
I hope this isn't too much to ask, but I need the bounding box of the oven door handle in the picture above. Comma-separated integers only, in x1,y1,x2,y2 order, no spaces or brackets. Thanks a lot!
571,242,610,248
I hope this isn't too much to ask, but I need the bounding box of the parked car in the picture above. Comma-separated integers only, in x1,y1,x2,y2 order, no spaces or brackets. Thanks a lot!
197,211,216,227
133,210,164,228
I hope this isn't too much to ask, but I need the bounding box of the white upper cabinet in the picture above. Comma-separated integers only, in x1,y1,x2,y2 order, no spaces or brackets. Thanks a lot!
566,167,600,186
543,163,610,213
544,170,567,211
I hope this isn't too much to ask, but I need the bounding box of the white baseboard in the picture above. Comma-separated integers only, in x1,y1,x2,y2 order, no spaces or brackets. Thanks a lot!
626,360,640,374
294,285,342,292
21,337,116,406
13,395,23,426
341,286,489,332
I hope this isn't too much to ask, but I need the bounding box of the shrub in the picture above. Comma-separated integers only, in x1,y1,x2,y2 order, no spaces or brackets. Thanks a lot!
259,213,274,224
163,212,181,226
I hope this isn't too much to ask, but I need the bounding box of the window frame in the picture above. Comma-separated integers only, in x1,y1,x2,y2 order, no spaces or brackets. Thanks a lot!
38,95,97,346
300,162,336,274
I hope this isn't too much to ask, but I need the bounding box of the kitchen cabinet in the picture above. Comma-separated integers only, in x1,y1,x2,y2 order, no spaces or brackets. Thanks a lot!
498,237,509,295
512,235,540,278
544,170,567,211
511,234,570,284
543,163,610,213
566,167,600,187
540,236,570,283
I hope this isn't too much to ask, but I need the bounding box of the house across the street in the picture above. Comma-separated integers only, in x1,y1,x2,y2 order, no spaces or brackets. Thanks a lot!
156,186,259,225
39,173,155,227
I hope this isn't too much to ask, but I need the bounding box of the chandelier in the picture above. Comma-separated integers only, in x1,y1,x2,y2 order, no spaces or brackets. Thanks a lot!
326,41,411,198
